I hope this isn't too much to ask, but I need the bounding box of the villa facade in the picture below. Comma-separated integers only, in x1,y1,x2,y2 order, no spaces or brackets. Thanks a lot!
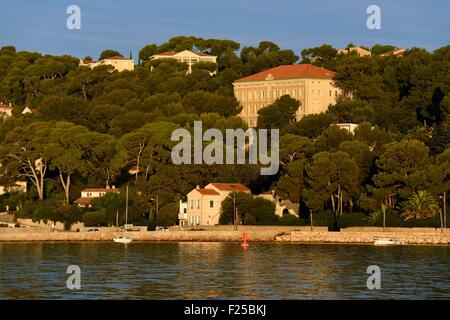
0,181,27,196
180,183,250,226
0,102,13,118
233,64,341,127
150,50,217,74
337,46,372,57
179,183,299,226
79,56,135,72
74,187,120,208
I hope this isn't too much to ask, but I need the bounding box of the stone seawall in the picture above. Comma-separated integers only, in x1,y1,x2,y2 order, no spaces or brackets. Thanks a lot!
0,229,449,245
276,231,450,245
0,230,281,242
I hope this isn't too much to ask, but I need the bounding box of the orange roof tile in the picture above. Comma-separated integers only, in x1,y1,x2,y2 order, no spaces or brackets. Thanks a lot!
195,189,220,195
209,183,250,192
104,55,127,60
156,51,178,56
235,64,336,82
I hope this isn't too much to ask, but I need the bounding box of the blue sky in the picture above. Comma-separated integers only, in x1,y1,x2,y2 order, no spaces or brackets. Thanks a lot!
0,0,449,60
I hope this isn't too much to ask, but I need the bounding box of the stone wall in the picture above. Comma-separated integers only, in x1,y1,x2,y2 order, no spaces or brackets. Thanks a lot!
0,230,281,242
276,230,450,245
174,225,328,232
17,218,85,231
1,228,449,245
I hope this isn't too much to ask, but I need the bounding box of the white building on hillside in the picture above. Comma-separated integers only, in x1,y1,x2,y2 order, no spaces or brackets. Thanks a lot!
79,56,134,72
0,102,13,118
74,187,120,208
150,50,217,74
181,183,250,226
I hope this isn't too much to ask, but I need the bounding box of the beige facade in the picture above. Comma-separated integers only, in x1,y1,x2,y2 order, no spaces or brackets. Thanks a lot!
380,48,407,58
0,181,27,196
338,46,372,57
0,102,13,118
150,50,217,74
184,183,250,226
233,64,341,127
258,191,299,217
79,56,134,72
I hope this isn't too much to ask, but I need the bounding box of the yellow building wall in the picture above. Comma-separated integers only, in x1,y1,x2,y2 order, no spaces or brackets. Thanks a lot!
234,78,341,127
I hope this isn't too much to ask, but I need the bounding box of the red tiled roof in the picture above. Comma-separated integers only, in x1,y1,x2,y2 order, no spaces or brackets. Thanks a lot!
195,189,220,196
235,64,336,82
156,51,178,56
208,183,250,192
104,55,127,60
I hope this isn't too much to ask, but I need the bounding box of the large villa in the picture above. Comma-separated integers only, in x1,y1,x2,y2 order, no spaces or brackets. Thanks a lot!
233,64,341,127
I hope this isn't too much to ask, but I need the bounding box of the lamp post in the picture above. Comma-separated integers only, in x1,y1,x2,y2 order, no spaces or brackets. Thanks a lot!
233,193,238,231
444,192,447,232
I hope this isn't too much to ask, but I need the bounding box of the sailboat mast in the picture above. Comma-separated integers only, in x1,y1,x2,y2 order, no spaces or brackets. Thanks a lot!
125,184,129,225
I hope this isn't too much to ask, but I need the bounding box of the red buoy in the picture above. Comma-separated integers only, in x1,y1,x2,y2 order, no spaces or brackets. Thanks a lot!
241,232,250,249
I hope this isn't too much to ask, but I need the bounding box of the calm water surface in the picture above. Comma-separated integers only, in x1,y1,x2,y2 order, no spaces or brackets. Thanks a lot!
0,242,449,299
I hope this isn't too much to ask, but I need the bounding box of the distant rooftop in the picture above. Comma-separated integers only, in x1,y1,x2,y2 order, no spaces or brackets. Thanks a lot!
154,50,214,57
235,64,336,82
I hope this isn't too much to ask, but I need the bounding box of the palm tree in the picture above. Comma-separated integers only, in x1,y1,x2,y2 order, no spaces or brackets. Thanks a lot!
401,190,439,220
365,211,380,226
365,203,388,230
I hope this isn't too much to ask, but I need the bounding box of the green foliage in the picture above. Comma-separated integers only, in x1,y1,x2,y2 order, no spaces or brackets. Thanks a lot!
401,190,438,220
371,44,396,56
219,192,277,225
90,192,126,225
257,95,300,130
278,214,304,226
0,41,449,227
99,50,122,60
156,203,179,227
286,113,334,138
338,212,367,228
83,210,107,227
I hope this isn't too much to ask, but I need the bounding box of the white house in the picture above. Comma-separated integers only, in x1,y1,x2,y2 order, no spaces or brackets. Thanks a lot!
0,102,13,118
178,200,188,226
150,50,217,74
335,123,359,134
79,56,134,72
0,181,27,196
74,187,120,208
183,183,250,226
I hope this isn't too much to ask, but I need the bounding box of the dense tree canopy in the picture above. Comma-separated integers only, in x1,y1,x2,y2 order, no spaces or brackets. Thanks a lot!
0,38,448,229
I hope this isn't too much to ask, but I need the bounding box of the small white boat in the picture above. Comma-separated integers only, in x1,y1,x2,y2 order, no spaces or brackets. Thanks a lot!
374,238,398,246
113,184,132,244
113,236,132,244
